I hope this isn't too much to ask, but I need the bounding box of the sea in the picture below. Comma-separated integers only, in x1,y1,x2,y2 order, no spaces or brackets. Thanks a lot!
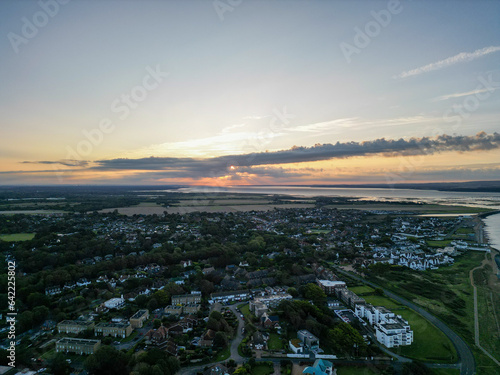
173,185,500,250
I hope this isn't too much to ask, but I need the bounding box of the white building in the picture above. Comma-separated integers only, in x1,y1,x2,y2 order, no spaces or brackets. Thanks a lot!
355,303,413,348
355,304,395,325
375,318,413,348
104,296,125,309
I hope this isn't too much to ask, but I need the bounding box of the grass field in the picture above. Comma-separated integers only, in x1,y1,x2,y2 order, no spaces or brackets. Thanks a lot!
362,295,403,309
238,303,252,320
368,252,500,374
357,291,457,362
426,239,453,247
251,364,274,375
336,366,380,375
349,285,375,295
0,233,35,241
214,346,231,361
398,309,457,362
431,369,460,375
267,333,283,350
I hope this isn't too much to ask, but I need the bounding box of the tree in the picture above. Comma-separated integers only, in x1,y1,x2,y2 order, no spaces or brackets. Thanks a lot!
49,353,71,375
214,331,228,348
19,311,34,332
147,297,158,312
153,319,161,329
32,305,49,325
152,290,170,306
302,283,327,307
84,346,129,375
287,287,298,298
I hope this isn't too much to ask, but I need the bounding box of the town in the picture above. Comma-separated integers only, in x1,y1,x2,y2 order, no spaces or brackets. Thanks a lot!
0,191,492,375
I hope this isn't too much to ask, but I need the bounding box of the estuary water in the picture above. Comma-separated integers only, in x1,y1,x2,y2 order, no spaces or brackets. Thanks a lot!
484,213,500,250
178,185,500,209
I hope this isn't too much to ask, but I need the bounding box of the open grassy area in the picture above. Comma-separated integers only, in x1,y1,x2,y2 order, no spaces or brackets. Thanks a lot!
348,286,375,295
214,346,231,361
398,309,457,362
336,365,380,375
239,303,252,319
426,239,453,247
251,364,274,375
368,252,500,374
362,295,403,309
267,333,283,350
355,290,457,362
431,369,460,375
0,232,35,241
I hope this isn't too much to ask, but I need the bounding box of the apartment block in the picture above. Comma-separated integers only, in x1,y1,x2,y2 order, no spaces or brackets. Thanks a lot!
57,320,95,334
171,292,201,305
94,322,132,338
56,338,101,355
130,309,149,329
317,280,346,295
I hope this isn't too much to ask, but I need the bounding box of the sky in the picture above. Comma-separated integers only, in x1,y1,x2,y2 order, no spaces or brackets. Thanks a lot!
1,0,499,186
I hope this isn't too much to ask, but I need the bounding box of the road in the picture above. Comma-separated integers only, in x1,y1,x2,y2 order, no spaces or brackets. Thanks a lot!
335,268,476,375
178,304,247,375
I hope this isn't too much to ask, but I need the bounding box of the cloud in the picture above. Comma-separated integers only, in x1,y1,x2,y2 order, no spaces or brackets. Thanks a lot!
394,46,500,79
432,87,497,102
21,160,89,167
88,132,500,178
9,132,500,182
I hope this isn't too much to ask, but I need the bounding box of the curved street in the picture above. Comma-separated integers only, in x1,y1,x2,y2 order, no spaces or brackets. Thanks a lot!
335,268,476,375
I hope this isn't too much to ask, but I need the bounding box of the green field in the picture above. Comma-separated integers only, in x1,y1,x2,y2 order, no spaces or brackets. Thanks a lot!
214,346,231,361
360,293,457,362
431,369,460,375
426,239,453,247
398,309,457,362
267,333,283,350
238,303,252,320
336,366,380,375
368,252,500,374
349,286,375,295
251,364,274,375
362,295,403,309
0,233,35,241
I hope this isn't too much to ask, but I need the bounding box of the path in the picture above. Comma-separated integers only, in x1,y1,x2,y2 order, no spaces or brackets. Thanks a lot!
335,268,476,375
469,253,500,367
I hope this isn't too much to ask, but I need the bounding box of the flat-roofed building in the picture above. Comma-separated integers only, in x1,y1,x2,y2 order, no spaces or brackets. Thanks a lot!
103,296,125,309
172,292,201,305
130,309,149,329
56,338,101,355
94,322,132,338
336,289,365,308
57,320,94,334
249,301,268,318
317,280,346,295
298,329,320,351
375,317,413,348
